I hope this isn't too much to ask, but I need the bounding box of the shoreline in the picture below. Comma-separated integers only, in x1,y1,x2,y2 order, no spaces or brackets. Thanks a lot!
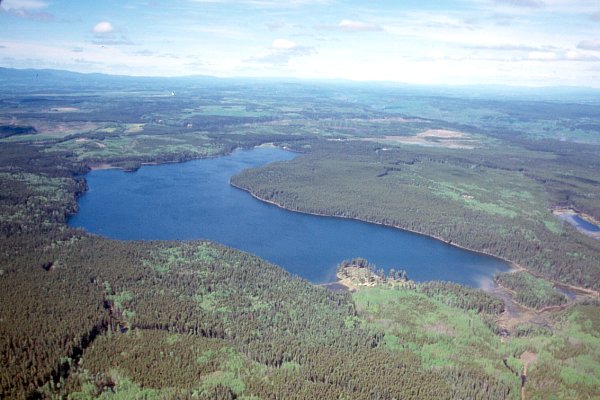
87,144,303,172
78,146,596,299
86,145,264,171
231,182,600,298
89,158,205,171
552,206,600,227
230,181,519,265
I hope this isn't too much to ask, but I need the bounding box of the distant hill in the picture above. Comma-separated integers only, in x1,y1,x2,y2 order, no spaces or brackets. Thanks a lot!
1,67,599,103
0,67,220,91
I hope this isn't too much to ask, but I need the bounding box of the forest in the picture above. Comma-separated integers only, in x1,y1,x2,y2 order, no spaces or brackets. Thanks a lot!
232,138,600,291
1,68,600,399
495,271,568,310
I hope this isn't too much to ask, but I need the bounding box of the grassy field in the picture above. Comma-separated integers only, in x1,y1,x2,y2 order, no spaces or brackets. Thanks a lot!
354,285,600,400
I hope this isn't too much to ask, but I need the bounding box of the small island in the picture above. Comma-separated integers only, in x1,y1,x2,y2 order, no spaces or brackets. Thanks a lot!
335,257,415,291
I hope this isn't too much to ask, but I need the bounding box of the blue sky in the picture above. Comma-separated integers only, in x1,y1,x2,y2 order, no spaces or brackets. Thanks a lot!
1,0,599,86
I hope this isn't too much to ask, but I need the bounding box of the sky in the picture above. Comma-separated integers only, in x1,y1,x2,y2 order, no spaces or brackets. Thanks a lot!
1,0,600,87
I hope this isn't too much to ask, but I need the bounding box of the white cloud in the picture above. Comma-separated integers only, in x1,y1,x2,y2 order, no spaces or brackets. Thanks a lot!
189,0,331,8
565,50,600,61
90,21,133,46
338,19,382,32
466,43,556,51
578,39,600,51
0,39,198,77
528,51,557,60
0,0,48,10
0,0,53,20
3,0,599,87
92,21,115,34
486,0,600,14
493,0,544,8
249,39,314,65
318,19,383,32
272,39,297,49
524,49,600,62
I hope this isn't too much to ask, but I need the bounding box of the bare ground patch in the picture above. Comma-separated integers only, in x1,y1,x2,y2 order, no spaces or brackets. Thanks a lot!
382,129,477,149
358,129,478,149
125,123,145,133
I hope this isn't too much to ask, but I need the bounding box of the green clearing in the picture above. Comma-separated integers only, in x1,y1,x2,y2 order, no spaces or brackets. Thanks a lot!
496,271,568,309
353,287,511,373
354,285,600,399
47,133,228,164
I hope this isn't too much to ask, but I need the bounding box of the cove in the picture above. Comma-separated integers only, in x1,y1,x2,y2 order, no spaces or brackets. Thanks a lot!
69,147,510,286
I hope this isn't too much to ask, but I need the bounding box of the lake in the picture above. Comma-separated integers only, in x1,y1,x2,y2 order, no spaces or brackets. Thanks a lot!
69,147,510,286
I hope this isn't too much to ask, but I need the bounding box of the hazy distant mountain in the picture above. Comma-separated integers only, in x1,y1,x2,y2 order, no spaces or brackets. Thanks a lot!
1,67,599,103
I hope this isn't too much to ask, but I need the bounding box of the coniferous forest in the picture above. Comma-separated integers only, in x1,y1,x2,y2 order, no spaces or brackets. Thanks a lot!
1,68,600,399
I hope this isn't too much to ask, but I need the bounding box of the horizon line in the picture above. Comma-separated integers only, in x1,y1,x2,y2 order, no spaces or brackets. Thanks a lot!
2,66,600,91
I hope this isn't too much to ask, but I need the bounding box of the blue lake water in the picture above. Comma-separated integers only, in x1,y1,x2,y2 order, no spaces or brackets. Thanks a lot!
69,147,510,286
572,215,600,233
